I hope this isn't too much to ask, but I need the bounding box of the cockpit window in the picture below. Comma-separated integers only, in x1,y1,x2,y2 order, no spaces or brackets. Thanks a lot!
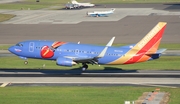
16,43,23,47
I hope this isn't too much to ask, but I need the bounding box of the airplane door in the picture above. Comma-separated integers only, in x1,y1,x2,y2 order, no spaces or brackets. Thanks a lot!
29,42,34,52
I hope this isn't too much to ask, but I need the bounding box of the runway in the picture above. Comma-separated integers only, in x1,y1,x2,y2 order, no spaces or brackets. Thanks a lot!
0,70,180,87
1,69,180,77
0,77,180,88
0,77,180,87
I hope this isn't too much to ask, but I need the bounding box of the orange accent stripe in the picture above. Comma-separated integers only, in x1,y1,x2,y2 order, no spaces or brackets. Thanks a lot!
52,41,65,48
137,38,161,63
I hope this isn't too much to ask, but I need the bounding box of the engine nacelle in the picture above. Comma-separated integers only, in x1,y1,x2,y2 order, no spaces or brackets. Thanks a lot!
56,57,77,67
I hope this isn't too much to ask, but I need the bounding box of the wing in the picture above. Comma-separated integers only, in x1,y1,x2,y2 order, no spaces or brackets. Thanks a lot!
64,37,115,65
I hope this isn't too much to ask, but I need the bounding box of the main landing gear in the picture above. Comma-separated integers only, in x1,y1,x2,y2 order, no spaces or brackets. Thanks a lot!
82,63,88,71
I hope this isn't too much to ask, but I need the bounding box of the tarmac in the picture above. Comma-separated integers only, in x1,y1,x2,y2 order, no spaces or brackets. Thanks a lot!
0,4,180,44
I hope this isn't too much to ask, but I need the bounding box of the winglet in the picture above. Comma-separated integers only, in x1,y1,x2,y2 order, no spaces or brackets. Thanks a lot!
106,36,115,46
97,37,115,58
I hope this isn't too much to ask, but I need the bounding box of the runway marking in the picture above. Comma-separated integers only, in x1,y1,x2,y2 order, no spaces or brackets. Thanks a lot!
0,82,9,87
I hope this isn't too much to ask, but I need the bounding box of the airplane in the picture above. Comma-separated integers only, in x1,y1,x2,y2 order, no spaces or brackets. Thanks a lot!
71,0,95,8
87,8,115,17
65,2,79,9
8,22,167,71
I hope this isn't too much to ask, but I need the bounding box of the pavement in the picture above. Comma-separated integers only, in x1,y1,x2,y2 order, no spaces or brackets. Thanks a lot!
0,6,180,44
0,8,180,24
0,15,180,44
0,77,180,88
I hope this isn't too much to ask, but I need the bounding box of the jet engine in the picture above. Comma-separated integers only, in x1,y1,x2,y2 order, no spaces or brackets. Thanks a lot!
56,57,77,67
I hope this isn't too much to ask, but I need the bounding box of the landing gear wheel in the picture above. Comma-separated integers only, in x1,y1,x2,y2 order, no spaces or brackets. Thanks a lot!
82,64,88,71
24,61,28,65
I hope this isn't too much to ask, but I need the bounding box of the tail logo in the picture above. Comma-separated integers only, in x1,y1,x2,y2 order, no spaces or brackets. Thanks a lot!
138,25,161,48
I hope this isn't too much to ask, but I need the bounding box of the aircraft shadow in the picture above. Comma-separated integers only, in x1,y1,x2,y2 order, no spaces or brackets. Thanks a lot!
163,3,180,11
0,67,138,77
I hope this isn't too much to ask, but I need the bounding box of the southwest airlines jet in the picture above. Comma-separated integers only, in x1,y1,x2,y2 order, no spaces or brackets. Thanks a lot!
9,22,167,71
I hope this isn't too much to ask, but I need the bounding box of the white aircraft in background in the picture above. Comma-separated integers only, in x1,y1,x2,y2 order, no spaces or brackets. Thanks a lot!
87,8,115,17
65,2,79,9
71,0,95,7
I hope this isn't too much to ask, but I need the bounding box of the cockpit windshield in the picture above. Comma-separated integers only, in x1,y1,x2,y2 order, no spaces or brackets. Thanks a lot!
16,43,23,47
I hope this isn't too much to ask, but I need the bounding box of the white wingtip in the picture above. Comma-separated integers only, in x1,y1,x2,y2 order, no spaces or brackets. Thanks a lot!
106,36,115,47
97,37,115,58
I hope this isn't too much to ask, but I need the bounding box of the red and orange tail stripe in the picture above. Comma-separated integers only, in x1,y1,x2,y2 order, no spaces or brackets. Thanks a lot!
52,41,66,48
109,22,167,65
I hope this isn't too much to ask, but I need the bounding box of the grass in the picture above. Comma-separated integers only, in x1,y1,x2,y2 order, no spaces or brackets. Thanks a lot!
0,14,15,22
0,56,180,70
0,44,12,50
0,86,179,104
92,0,180,4
0,0,63,10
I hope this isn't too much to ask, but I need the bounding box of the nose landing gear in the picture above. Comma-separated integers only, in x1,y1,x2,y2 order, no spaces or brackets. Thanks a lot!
82,63,88,71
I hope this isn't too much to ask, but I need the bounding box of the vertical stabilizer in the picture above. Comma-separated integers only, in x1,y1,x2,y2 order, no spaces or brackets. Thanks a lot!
108,22,167,65
133,22,167,52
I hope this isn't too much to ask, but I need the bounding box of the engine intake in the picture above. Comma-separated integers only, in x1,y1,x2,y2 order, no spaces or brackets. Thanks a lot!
56,57,77,67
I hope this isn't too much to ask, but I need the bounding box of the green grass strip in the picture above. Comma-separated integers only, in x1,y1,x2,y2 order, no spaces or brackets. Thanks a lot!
0,86,179,104
92,0,180,4
0,14,15,22
0,0,63,10
0,56,180,70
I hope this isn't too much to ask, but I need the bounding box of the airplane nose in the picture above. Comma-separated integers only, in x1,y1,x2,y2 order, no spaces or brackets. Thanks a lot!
8,46,14,53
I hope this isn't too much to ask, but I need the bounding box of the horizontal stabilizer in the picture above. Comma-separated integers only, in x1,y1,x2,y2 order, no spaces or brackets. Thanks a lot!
146,48,167,55
156,48,167,54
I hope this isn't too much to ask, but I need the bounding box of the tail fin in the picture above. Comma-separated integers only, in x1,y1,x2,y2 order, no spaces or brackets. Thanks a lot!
108,22,167,65
125,22,167,63
133,22,167,53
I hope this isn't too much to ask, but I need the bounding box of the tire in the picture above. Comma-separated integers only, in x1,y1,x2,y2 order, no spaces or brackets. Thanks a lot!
24,61,28,65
